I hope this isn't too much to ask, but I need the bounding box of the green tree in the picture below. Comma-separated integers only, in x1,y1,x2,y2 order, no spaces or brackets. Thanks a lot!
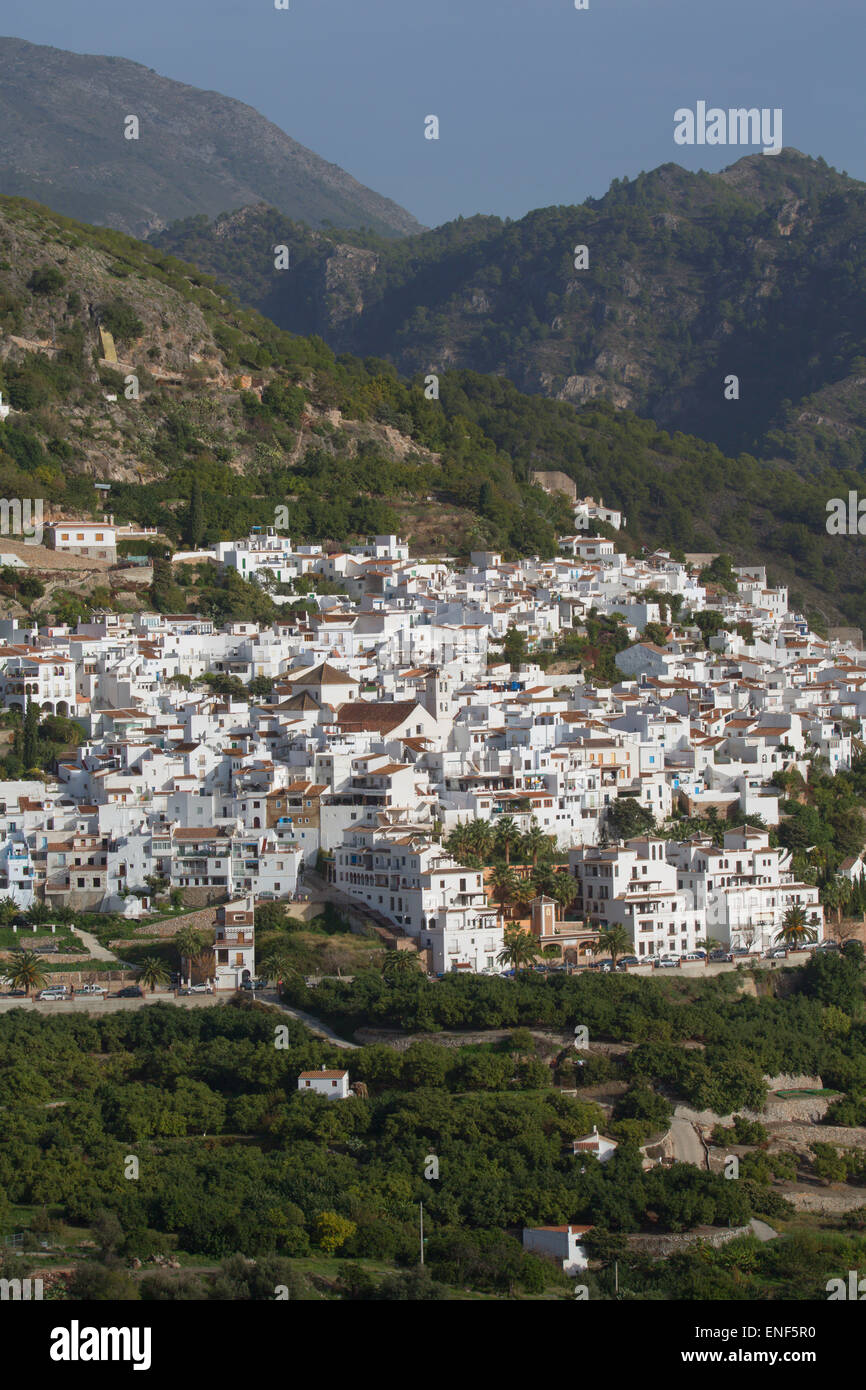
494,816,520,866
595,924,633,969
187,477,205,549
774,905,818,949
496,927,539,975
174,927,205,988
315,1211,356,1256
137,956,170,994
21,699,39,769
5,949,47,997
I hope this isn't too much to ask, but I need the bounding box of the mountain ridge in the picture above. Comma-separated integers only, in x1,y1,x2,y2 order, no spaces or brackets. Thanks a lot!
0,35,423,240
153,149,866,473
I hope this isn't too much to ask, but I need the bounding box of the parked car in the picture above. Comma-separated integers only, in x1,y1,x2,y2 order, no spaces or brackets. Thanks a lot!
618,956,639,968
115,986,143,998
240,978,267,991
730,947,751,958
655,956,679,969
181,983,214,994
37,988,66,1001
709,949,731,962
817,940,840,951
765,947,787,959
80,983,107,995
681,952,705,962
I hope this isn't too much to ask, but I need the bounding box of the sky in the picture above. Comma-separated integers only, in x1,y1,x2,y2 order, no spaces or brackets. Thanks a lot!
1,0,863,228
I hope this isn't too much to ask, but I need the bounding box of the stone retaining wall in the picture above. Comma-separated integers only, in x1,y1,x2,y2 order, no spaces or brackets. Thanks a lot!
785,1188,866,1214
769,1122,866,1148
625,1225,752,1258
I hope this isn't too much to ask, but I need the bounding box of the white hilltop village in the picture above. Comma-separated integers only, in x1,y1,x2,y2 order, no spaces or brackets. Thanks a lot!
5,495,865,982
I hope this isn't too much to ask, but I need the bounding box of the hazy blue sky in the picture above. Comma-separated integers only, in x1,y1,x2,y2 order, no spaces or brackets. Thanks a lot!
2,0,862,227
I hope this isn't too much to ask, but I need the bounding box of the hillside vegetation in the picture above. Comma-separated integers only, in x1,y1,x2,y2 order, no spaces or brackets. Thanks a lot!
155,150,866,473
0,195,865,626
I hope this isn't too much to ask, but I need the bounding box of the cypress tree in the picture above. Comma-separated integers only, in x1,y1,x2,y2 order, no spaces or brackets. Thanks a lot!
22,699,40,769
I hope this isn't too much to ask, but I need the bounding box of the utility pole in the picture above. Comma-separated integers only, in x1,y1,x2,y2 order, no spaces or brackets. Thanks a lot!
419,1202,424,1266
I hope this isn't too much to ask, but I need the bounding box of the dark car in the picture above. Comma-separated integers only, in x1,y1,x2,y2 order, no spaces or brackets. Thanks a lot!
116,986,143,998
709,949,732,962
618,956,639,968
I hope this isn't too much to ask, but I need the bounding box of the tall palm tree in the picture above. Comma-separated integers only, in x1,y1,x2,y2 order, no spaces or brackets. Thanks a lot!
513,877,536,918
531,863,558,898
551,873,578,921
496,928,540,976
444,823,474,865
494,816,520,866
489,865,519,919
775,905,818,950
6,948,47,997
820,879,846,925
137,956,170,994
595,924,633,970
174,927,205,988
466,819,495,864
522,819,554,868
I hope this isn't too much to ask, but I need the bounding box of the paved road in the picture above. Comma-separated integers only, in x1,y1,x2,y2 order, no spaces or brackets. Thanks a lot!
669,1109,707,1168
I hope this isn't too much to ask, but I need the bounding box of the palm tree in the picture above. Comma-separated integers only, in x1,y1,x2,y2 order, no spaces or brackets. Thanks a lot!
522,819,554,867
820,879,846,925
531,863,558,898
444,823,474,866
382,952,423,983
174,926,205,989
6,948,47,997
259,947,298,994
697,936,722,965
136,956,170,994
775,904,818,950
513,877,536,918
489,865,519,919
466,818,495,864
551,873,578,921
494,816,520,866
595,924,633,970
497,928,540,976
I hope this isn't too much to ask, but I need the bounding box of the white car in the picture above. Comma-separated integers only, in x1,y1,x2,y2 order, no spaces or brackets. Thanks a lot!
38,988,66,1001
80,983,107,995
